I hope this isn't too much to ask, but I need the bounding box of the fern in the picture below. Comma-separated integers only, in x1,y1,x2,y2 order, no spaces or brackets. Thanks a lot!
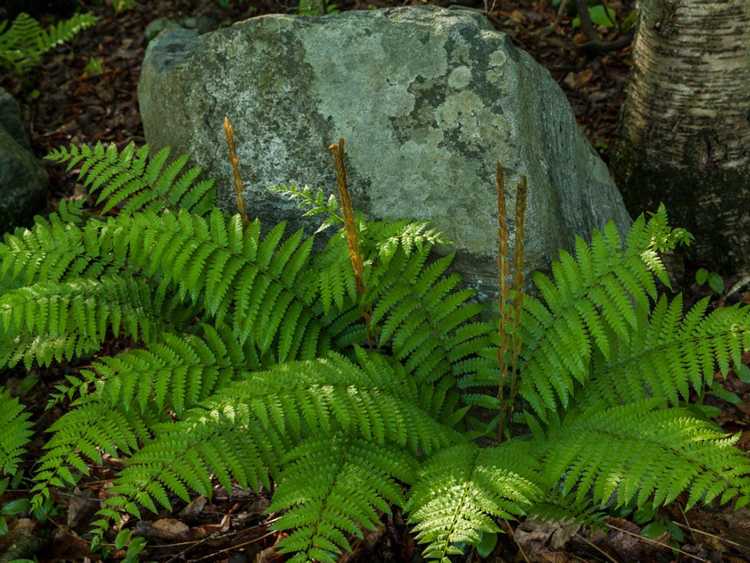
0,12,96,73
88,352,459,537
579,295,750,407
539,401,750,511
407,441,542,561
5,140,749,562
270,435,418,562
0,389,33,476
45,142,215,217
0,275,169,368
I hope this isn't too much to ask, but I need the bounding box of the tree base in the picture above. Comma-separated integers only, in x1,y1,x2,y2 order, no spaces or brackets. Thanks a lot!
610,140,750,274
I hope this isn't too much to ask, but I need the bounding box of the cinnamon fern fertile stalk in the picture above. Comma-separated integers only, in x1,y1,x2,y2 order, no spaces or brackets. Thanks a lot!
329,139,364,295
223,116,249,223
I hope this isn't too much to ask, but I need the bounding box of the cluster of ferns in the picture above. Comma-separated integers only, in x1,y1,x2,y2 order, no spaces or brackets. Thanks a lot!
0,11,96,74
1,141,749,562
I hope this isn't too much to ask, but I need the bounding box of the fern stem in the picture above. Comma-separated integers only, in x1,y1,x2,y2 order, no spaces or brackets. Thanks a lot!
329,139,364,295
329,139,373,344
495,162,511,440
223,116,249,223
497,173,528,441
507,176,527,421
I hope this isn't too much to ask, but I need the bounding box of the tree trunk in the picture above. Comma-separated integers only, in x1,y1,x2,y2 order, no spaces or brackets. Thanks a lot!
610,0,750,272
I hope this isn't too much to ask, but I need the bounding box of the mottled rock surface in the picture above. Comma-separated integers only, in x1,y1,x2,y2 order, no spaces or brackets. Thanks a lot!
139,6,630,296
0,88,47,233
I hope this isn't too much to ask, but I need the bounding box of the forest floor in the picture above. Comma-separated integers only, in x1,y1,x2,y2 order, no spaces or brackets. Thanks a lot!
1,1,750,562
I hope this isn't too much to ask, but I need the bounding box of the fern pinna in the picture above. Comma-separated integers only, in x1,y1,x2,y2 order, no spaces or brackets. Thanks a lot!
1,141,749,562
0,11,97,74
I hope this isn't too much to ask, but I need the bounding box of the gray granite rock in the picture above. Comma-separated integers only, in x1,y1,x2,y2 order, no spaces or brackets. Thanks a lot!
0,88,47,233
0,88,30,149
138,6,630,297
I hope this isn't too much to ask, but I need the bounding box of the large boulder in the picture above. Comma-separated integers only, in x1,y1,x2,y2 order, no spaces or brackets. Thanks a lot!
0,89,47,234
138,6,630,297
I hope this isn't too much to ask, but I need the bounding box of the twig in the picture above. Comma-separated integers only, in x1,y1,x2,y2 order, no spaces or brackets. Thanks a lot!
503,520,530,563
507,175,527,420
574,532,619,563
223,116,249,224
329,139,364,296
671,521,750,551
605,522,708,562
188,530,277,562
328,139,373,345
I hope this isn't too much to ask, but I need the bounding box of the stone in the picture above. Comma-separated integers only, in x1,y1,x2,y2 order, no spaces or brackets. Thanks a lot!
0,88,47,234
0,88,30,149
138,6,630,297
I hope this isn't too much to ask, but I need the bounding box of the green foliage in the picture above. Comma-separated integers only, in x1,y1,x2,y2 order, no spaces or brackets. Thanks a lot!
297,0,338,16
2,143,749,561
0,12,97,74
0,389,33,476
45,142,216,217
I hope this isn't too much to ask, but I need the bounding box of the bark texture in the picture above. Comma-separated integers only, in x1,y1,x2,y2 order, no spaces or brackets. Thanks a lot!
611,0,750,271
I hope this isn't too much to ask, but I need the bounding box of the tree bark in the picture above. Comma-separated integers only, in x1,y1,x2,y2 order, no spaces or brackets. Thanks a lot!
610,0,750,271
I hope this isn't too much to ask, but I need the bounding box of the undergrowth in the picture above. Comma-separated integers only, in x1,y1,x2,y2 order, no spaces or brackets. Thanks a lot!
0,134,749,562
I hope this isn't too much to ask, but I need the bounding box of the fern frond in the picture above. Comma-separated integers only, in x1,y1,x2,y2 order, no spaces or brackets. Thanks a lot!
0,213,124,291
517,214,684,418
93,323,247,415
270,435,418,563
365,248,495,387
0,389,33,476
407,441,542,561
45,142,216,217
540,401,750,511
579,295,750,407
92,352,458,532
32,401,154,508
0,275,167,368
0,12,96,73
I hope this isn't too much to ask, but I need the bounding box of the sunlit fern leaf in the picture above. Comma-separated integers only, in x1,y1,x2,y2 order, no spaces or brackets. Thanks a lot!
31,402,154,509
87,352,459,534
578,295,750,407
0,12,96,73
407,441,542,561
365,248,494,387
0,275,169,368
94,323,247,415
516,212,688,419
0,388,33,476
45,142,215,217
540,401,750,511
270,435,418,563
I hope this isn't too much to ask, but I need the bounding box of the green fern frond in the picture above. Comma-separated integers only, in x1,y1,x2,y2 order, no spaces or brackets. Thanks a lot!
365,248,495,386
579,295,750,407
363,220,447,264
407,441,542,561
517,213,685,418
91,352,458,533
93,323,247,415
540,401,750,511
32,402,154,508
0,12,96,73
45,142,216,217
270,435,418,563
0,275,167,368
0,213,124,292
0,389,33,476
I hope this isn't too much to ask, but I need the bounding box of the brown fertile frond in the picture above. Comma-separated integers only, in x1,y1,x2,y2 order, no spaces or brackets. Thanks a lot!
223,116,249,223
496,162,511,437
328,138,364,295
